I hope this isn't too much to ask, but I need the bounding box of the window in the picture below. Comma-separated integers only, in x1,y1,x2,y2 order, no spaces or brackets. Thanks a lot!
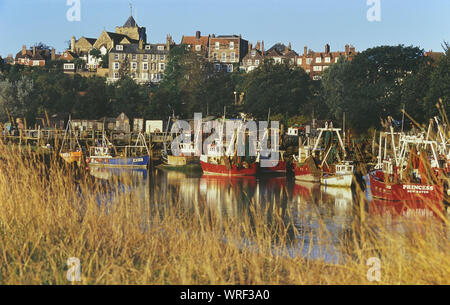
297,58,302,65
143,63,148,70
116,45,123,51
230,52,235,61
215,42,220,50
306,58,312,65
315,57,322,63
229,42,234,50
313,65,322,72
143,54,148,60
335,57,339,63
157,45,164,51
131,72,136,79
306,69,310,74
251,50,256,57
132,54,137,60
221,53,226,61
160,54,164,60
325,57,331,63
114,54,119,60
159,63,165,71
145,45,151,50
121,54,126,60
113,62,120,70
214,64,221,72
227,64,233,72
255,60,260,65
63,63,75,70
247,59,252,65
114,72,119,79
313,75,322,80
195,45,202,51
64,53,68,58
131,62,137,70
213,53,217,60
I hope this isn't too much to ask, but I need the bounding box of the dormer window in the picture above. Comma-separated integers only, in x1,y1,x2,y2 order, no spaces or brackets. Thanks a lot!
195,45,202,51
116,45,123,51
157,45,164,51
145,45,151,50
251,50,256,57
230,42,235,50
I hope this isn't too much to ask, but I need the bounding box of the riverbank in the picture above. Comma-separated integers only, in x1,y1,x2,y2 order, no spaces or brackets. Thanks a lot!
0,143,448,284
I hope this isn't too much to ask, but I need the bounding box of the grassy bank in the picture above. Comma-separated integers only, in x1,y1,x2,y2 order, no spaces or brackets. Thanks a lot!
0,143,449,284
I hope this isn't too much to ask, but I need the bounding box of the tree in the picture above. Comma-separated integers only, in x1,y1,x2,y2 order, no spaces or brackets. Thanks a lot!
425,43,450,118
322,45,427,132
240,60,313,120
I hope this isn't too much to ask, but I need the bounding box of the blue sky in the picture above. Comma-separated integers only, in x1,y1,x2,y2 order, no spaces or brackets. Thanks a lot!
0,0,448,57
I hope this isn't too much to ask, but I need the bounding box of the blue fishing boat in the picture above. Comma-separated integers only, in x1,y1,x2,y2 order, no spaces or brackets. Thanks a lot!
86,132,150,169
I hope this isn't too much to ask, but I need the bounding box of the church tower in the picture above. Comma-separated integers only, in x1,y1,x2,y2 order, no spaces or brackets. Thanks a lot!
115,3,147,43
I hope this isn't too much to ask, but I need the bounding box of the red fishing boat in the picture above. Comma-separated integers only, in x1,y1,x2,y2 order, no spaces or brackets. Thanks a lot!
200,155,258,176
369,131,445,202
369,198,444,219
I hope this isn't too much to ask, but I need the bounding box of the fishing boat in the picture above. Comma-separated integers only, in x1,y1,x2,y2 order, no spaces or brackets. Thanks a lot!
321,161,354,187
369,131,445,202
200,119,259,176
86,132,150,168
293,122,351,185
59,117,83,165
200,148,258,176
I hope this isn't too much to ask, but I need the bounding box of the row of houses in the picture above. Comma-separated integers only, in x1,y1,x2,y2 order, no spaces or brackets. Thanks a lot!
6,7,441,83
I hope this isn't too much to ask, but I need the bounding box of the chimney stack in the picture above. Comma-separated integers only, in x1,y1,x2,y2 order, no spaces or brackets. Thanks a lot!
22,45,27,56
325,44,330,54
196,31,201,40
261,41,265,55
248,43,253,53
255,41,261,51
139,39,144,50
288,42,292,51
71,36,76,53
51,47,56,61
345,44,350,55
304,46,308,56
32,46,36,57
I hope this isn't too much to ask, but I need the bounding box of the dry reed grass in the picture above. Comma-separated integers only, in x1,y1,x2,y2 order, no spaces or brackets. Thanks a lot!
0,143,448,285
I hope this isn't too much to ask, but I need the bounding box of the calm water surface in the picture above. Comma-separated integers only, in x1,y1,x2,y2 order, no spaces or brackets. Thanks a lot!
89,167,450,262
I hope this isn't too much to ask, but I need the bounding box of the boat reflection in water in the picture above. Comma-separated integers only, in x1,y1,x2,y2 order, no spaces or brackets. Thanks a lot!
93,167,449,262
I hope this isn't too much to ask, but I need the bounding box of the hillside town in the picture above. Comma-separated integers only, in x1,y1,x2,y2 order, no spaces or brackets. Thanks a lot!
2,10,364,83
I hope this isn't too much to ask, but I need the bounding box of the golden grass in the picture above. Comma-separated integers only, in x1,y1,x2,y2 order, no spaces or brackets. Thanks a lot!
0,143,449,285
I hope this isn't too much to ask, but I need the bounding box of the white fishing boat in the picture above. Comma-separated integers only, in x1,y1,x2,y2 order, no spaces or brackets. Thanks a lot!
321,161,354,187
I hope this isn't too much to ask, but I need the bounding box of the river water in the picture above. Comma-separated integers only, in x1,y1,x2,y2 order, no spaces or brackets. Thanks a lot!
88,167,450,263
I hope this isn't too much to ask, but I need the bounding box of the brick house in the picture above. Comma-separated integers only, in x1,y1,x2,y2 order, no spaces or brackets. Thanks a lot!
297,44,358,80
108,35,175,84
181,31,210,58
15,45,53,67
265,43,298,65
208,34,249,72
240,41,265,72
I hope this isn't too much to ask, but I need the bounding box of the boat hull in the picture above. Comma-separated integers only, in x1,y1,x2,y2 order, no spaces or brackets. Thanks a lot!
259,160,287,174
200,160,258,176
87,155,150,168
321,174,353,187
60,151,82,165
293,162,321,182
368,170,444,202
